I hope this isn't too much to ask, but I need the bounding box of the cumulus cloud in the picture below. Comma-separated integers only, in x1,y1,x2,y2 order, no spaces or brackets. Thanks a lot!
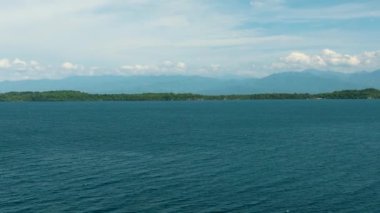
210,64,221,71
11,58,42,71
120,64,156,73
176,62,187,70
272,49,380,72
320,49,360,66
0,58,48,81
61,62,79,70
13,58,27,66
0,58,190,81
0,58,43,71
29,60,42,69
1,0,380,81
362,51,380,65
163,60,174,67
0,59,11,68
283,52,316,65
0,58,98,81
162,61,187,71
1,49,380,81
119,61,188,75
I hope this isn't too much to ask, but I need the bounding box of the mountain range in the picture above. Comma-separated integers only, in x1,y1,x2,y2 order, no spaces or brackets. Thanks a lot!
0,70,379,94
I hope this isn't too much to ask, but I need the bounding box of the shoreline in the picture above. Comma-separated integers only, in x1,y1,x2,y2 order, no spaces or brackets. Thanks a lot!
0,88,380,101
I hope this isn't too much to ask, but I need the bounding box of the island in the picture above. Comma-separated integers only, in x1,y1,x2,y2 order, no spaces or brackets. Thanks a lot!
0,88,379,101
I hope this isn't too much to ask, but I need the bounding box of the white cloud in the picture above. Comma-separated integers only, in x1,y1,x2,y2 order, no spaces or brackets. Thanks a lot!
62,62,79,70
362,51,380,65
0,58,43,71
210,64,221,71
29,60,42,70
321,49,360,66
272,49,380,73
120,64,157,75
0,59,11,68
13,58,27,66
0,0,379,81
162,60,174,67
284,52,312,64
119,61,188,75
176,62,187,70
0,0,302,71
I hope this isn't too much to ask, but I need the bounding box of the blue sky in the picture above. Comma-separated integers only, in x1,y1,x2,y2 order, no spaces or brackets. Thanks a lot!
0,0,380,80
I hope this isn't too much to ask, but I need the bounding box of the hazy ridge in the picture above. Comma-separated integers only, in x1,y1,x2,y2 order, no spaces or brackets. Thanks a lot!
0,70,379,94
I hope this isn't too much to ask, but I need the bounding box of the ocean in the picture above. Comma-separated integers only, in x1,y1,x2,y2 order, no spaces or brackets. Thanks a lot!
1,101,380,212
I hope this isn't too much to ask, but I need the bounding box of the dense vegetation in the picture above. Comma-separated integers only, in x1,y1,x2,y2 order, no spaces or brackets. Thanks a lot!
0,89,380,101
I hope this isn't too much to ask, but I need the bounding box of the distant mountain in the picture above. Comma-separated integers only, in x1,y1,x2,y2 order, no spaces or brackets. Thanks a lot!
252,70,357,93
0,70,379,94
0,76,240,94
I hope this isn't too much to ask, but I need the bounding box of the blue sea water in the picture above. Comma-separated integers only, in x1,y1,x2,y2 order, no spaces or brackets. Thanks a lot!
1,100,380,212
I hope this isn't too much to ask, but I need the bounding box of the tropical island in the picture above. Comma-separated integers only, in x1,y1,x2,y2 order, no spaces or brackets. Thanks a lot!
0,88,379,101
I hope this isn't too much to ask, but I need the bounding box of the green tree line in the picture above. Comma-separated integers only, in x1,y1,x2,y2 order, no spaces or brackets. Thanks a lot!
0,89,379,101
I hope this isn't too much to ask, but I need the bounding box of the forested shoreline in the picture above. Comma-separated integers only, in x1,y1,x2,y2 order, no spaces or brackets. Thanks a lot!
0,88,380,101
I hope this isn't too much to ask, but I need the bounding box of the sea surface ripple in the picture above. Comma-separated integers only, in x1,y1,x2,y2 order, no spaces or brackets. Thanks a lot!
1,101,380,212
